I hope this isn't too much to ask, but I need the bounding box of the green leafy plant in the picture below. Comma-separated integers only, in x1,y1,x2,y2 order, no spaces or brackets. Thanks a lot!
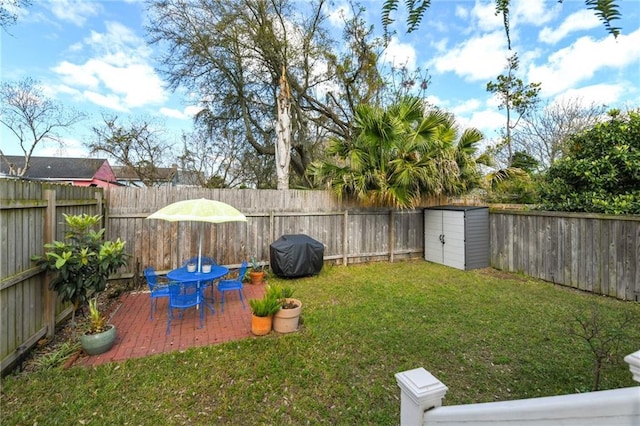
280,285,294,299
249,287,281,317
250,256,263,272
87,297,108,334
33,341,81,370
32,214,129,324
267,284,297,308
540,109,640,214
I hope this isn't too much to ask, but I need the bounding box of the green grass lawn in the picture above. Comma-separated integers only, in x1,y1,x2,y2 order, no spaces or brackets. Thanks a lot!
3,260,640,425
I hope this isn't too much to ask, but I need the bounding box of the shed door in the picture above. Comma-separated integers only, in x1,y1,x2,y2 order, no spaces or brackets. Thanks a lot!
424,209,444,264
441,211,465,270
424,209,466,270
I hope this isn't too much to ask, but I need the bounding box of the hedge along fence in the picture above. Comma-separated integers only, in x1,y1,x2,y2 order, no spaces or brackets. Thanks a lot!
0,179,104,374
105,186,446,277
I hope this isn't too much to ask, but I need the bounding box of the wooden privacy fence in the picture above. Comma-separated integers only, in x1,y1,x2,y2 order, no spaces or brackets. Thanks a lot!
490,210,640,301
3,182,639,375
105,187,440,276
0,180,104,373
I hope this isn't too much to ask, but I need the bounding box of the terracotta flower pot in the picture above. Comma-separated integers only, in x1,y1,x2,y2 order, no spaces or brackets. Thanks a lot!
273,298,302,333
249,270,265,285
251,314,272,335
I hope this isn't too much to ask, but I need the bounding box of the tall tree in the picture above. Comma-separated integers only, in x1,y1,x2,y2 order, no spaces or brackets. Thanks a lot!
310,97,483,208
381,0,622,49
177,127,260,188
88,114,172,187
0,78,86,176
513,98,606,169
486,53,540,166
146,0,390,188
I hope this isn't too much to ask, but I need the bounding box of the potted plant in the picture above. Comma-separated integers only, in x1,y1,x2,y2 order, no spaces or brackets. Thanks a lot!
79,297,117,355
32,213,129,346
248,287,281,335
249,256,265,285
272,285,302,333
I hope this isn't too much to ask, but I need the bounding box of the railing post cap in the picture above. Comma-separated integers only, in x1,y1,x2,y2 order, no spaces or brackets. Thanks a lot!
396,367,448,407
624,349,640,383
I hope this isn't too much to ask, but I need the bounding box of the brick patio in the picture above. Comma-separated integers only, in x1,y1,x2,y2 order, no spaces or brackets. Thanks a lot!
74,283,266,367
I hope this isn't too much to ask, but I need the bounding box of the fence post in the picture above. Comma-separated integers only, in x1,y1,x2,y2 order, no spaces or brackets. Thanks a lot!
395,368,448,426
624,349,640,384
389,209,395,263
342,210,348,266
43,189,56,338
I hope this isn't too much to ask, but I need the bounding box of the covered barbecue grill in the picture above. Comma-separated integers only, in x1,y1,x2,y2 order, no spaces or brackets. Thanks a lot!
269,234,324,278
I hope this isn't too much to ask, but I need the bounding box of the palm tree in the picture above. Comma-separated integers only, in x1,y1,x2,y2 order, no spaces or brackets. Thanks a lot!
310,97,484,208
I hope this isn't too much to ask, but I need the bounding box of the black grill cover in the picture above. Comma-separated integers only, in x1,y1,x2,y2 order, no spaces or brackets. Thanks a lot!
270,234,324,278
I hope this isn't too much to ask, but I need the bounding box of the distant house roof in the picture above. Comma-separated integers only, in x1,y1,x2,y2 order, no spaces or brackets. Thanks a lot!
0,155,120,187
112,165,204,187
112,165,177,187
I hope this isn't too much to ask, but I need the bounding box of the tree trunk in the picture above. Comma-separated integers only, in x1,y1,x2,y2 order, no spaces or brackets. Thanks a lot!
276,66,291,190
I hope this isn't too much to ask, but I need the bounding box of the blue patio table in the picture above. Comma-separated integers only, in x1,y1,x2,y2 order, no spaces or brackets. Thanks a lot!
167,265,229,314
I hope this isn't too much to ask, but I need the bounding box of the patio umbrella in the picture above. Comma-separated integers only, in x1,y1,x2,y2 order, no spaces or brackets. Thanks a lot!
146,198,247,272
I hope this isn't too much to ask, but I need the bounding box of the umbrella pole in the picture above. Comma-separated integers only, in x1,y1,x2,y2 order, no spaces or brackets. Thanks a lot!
198,222,203,273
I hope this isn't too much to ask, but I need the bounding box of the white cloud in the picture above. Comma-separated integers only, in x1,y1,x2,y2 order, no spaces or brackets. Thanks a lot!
48,0,102,26
381,38,417,70
553,83,626,107
83,91,128,112
160,105,204,120
184,105,204,116
327,3,351,27
160,108,186,120
451,98,482,115
425,95,447,108
455,5,468,20
539,9,600,44
51,21,168,111
454,108,505,146
86,21,153,59
44,136,89,158
469,0,503,33
52,61,100,88
511,0,559,27
529,28,640,96
430,31,509,81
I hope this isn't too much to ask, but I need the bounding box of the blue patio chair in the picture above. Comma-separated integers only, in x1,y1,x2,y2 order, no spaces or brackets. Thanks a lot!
144,267,170,320
166,281,204,334
217,261,248,312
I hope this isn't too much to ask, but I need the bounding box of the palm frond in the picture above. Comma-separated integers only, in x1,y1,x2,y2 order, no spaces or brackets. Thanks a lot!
584,0,621,38
406,0,432,34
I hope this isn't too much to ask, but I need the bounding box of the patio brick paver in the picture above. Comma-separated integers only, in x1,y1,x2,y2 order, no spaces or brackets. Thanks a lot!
74,283,266,367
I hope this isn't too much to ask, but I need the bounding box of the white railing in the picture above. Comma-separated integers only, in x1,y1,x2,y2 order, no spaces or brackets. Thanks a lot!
396,350,640,426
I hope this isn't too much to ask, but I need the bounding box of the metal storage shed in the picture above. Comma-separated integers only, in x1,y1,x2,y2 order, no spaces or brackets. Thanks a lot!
424,206,489,270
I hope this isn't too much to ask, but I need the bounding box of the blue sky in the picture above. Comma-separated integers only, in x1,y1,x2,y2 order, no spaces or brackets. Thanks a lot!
2,0,639,160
